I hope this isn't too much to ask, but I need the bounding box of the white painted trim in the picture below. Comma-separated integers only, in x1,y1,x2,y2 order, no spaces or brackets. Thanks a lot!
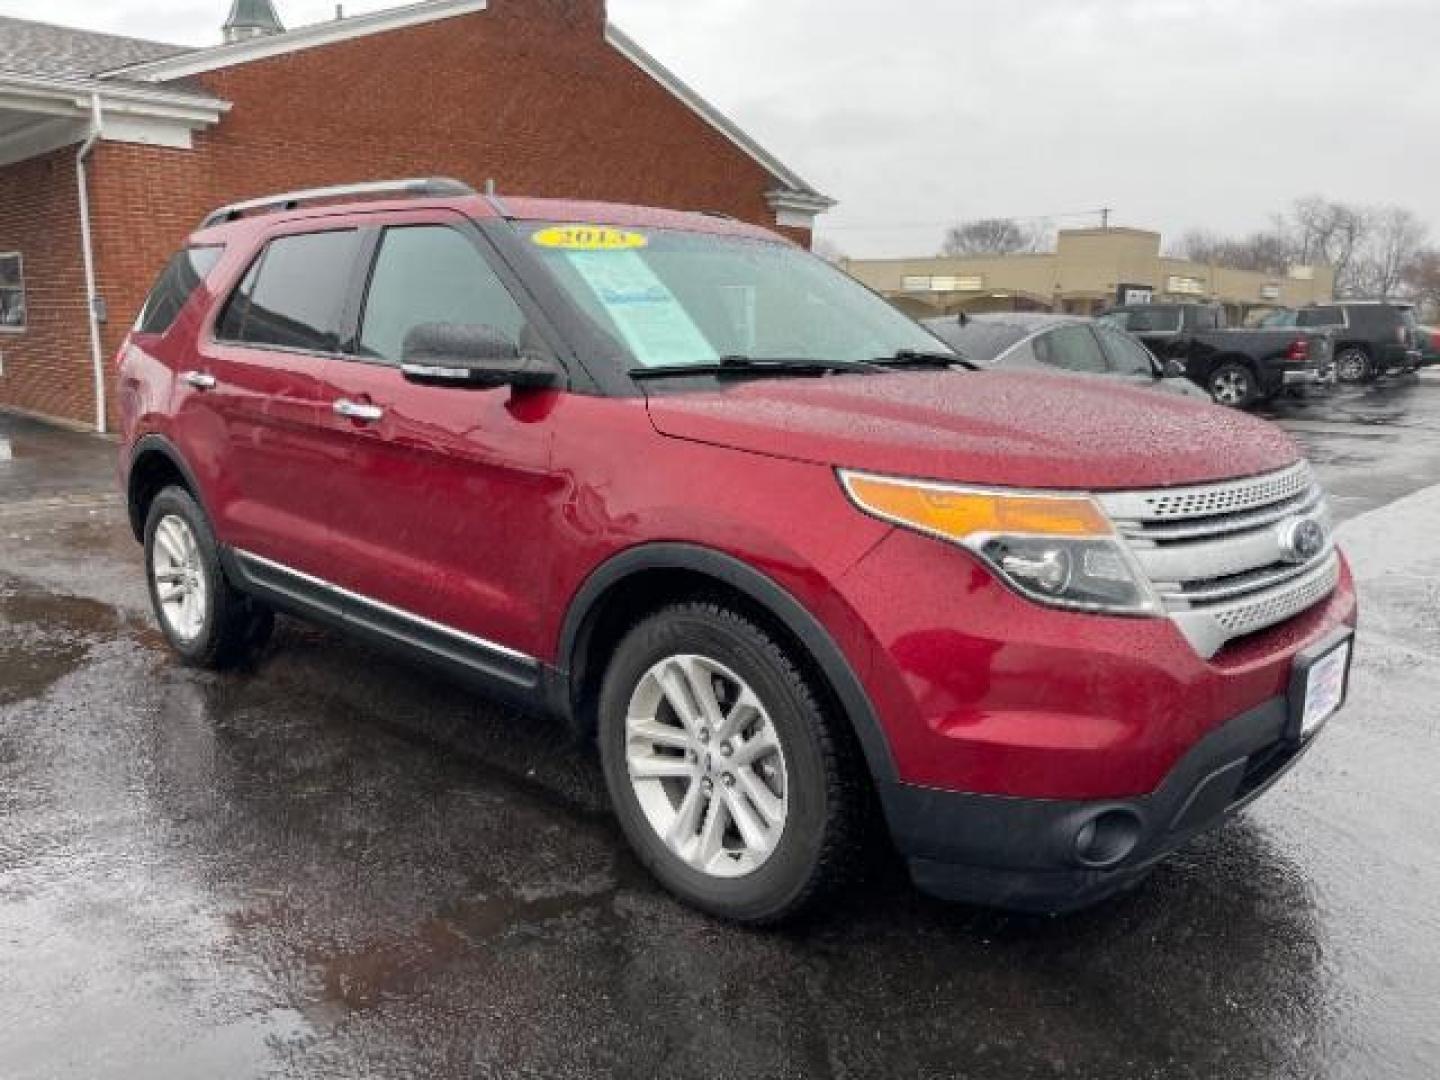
104,0,489,82
0,73,225,122
0,116,87,167
767,189,836,230
101,115,194,150
76,94,107,434
604,22,834,216
0,74,224,163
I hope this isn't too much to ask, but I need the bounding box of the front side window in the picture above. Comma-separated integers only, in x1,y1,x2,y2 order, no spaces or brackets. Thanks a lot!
1096,326,1157,376
136,246,224,335
216,230,362,352
1033,325,1108,374
358,226,526,364
0,253,25,330
522,224,946,370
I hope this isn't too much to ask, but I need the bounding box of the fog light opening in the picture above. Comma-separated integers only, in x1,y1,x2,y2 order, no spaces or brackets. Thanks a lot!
1073,809,1142,869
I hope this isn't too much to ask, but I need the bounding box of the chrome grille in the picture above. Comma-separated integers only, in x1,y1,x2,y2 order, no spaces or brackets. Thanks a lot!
1099,461,1339,658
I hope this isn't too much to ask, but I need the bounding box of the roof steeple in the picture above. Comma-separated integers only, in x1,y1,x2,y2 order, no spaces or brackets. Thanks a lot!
223,0,285,44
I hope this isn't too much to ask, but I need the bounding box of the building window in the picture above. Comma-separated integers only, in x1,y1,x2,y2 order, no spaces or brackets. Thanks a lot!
0,253,24,331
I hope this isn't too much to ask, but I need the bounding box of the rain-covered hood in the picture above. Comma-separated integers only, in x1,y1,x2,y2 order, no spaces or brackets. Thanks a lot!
645,370,1301,491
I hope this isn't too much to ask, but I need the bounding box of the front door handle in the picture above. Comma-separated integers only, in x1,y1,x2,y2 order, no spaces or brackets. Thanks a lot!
181,370,216,391
333,399,385,423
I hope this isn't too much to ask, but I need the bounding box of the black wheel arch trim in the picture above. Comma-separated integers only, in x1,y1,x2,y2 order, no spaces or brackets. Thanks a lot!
558,542,902,793
126,434,212,543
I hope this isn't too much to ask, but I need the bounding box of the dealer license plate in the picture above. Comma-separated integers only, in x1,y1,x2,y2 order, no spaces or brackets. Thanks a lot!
1301,641,1350,738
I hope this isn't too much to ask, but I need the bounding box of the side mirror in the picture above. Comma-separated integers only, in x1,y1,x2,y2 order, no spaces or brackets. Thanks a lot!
400,323,562,390
1162,358,1188,379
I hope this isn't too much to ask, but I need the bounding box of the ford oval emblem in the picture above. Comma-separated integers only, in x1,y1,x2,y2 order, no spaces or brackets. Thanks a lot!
1278,517,1327,563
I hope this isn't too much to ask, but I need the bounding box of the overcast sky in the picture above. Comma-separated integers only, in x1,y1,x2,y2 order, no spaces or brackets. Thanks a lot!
8,0,1437,256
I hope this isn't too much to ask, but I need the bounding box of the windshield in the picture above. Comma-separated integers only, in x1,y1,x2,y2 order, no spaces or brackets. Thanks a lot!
1099,308,1180,333
521,223,949,369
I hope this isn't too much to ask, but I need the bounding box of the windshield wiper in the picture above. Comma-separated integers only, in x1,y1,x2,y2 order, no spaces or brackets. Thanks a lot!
870,348,978,371
629,355,881,381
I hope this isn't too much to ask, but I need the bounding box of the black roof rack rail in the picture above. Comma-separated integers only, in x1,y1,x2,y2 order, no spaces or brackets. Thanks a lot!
200,177,476,228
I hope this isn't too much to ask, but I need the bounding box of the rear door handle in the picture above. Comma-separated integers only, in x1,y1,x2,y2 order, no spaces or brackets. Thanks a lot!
181,370,216,391
333,399,385,423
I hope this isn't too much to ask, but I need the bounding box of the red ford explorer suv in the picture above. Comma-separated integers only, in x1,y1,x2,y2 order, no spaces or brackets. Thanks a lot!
117,179,1356,923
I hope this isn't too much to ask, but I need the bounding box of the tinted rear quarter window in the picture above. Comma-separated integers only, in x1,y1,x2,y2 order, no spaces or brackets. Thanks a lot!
217,230,362,352
136,246,224,335
1297,306,1345,328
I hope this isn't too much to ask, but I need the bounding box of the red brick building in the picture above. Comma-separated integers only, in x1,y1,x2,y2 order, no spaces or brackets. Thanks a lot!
0,0,833,430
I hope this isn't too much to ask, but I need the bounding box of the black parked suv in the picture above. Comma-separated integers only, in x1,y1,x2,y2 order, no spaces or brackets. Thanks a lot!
1265,302,1422,383
1099,303,1331,408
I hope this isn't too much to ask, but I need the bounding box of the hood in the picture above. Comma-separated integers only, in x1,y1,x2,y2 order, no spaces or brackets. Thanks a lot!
645,371,1301,491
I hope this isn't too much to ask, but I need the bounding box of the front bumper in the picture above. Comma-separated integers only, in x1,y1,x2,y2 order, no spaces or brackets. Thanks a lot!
892,627,1354,913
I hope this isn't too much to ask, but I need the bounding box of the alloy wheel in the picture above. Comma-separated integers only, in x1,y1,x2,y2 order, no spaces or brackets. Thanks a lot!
150,514,208,643
1210,369,1250,406
625,654,789,878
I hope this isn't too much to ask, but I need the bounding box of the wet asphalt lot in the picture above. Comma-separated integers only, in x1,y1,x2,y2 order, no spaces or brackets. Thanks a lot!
2,375,1439,1079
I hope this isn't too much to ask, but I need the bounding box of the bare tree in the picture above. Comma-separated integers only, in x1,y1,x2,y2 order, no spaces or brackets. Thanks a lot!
1286,196,1370,294
940,218,1042,257
1168,227,1290,274
1404,248,1440,317
1355,207,1429,298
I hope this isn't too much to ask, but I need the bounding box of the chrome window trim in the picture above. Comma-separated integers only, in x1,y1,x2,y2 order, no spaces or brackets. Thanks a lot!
234,549,538,666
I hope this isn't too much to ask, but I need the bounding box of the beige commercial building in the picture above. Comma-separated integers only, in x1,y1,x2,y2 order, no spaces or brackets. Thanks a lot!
844,227,1336,323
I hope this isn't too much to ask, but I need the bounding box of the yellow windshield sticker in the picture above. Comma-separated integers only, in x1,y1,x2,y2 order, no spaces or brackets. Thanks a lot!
532,226,649,252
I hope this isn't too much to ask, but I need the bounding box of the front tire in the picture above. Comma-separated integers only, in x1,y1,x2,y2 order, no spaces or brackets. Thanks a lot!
598,602,860,924
1207,362,1256,408
144,486,272,669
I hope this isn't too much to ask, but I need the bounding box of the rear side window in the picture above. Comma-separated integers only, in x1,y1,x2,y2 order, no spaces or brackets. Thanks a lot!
1297,306,1344,328
357,226,526,364
216,230,362,352
136,246,223,335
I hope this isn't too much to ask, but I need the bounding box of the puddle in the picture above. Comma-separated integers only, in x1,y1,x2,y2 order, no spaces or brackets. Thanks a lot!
0,579,145,706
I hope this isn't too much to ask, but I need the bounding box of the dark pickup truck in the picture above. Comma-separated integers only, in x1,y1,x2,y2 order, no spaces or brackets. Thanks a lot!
1098,303,1332,408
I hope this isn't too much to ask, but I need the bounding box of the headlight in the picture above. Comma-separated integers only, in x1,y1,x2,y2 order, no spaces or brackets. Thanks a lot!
839,471,1161,615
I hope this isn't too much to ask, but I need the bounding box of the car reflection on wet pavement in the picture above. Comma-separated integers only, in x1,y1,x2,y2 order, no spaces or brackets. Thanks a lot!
2,375,1439,1079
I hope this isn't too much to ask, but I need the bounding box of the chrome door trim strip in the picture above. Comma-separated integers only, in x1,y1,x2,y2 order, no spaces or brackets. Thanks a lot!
234,548,539,667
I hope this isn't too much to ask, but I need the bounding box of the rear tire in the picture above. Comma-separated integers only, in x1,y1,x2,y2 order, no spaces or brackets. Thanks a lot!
1335,347,1372,383
144,486,272,669
598,601,861,924
1206,362,1256,408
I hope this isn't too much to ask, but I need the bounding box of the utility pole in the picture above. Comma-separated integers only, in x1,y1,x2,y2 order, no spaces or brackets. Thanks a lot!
1100,207,1111,229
